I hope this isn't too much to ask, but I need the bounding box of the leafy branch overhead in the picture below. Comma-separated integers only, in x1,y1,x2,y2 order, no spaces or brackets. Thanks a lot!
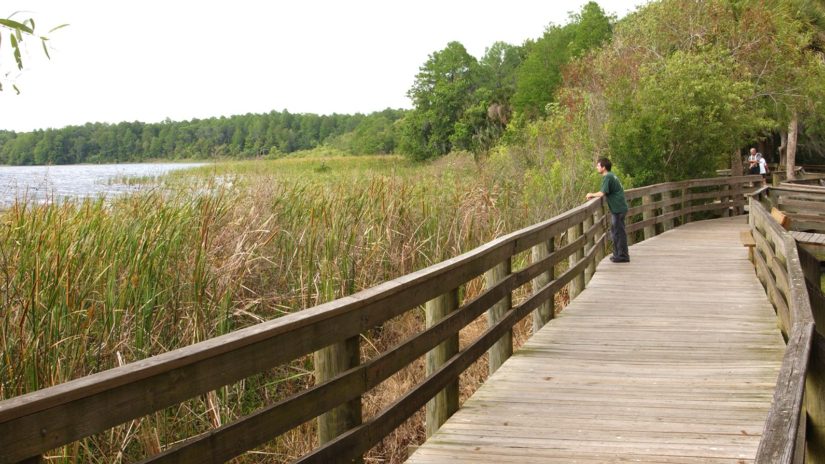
0,13,68,93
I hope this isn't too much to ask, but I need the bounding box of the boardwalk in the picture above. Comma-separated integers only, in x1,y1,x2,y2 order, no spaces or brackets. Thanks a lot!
408,216,786,463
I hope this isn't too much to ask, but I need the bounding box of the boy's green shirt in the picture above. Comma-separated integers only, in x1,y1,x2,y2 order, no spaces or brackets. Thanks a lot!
600,171,628,214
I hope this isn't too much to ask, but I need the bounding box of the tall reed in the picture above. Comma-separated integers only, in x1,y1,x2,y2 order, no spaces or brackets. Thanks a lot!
0,154,574,462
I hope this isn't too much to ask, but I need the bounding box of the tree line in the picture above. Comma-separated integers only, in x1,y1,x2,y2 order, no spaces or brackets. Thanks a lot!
0,109,404,164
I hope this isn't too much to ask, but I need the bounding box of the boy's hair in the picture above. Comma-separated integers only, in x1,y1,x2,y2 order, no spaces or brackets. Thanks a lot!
597,157,612,171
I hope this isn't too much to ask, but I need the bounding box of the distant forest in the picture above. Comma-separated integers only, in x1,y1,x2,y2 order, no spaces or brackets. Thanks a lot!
0,108,405,164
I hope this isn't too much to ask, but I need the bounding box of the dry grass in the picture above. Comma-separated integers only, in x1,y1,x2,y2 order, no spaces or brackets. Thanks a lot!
0,154,579,463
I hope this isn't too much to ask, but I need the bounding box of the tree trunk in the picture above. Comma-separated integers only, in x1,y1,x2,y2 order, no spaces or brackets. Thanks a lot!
779,131,788,167
731,148,743,176
787,111,799,180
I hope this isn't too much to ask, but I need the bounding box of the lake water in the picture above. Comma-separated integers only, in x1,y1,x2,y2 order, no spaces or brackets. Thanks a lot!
0,163,205,207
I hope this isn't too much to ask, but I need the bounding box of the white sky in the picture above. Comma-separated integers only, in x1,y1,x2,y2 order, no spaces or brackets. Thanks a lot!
0,1,642,132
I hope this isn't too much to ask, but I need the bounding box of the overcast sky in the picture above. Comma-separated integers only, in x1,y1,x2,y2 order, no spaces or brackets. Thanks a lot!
0,1,643,132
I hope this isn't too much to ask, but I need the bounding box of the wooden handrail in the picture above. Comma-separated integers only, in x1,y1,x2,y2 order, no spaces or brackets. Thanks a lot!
0,174,764,464
749,195,817,463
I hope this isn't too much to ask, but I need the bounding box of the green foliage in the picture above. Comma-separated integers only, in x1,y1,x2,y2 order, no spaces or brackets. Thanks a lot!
511,2,612,118
0,109,407,165
600,0,825,165
489,90,605,223
478,41,522,104
782,0,825,159
399,42,481,159
398,2,612,162
608,48,770,184
327,108,403,155
0,13,67,93
496,0,825,186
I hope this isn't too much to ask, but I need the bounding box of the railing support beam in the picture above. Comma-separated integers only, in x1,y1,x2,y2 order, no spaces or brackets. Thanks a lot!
531,238,555,333
314,336,362,457
584,214,596,285
731,182,742,216
662,190,675,232
642,194,655,240
425,289,460,438
486,259,513,375
721,184,731,218
807,332,825,463
568,222,585,299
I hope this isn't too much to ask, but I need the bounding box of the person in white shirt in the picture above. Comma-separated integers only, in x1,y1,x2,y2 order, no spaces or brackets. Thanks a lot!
758,154,768,178
747,148,761,175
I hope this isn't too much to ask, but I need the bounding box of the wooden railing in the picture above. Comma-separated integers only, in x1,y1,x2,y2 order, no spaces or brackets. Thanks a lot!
749,188,825,463
769,166,825,187
623,175,755,243
762,184,825,233
0,175,763,464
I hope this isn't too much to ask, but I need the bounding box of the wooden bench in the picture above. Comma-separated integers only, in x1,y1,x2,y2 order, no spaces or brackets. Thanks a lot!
771,207,791,230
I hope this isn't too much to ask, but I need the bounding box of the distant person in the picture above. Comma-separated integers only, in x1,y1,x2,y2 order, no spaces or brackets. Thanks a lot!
586,157,630,263
748,148,761,175
758,153,769,179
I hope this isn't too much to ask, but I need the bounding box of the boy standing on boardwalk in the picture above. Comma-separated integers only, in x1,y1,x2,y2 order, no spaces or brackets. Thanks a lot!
586,157,630,263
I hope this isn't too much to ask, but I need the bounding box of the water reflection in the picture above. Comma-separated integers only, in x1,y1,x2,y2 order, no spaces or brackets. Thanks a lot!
0,163,205,207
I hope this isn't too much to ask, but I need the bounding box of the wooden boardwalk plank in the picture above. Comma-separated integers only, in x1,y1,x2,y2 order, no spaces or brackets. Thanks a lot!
407,216,785,463
792,230,825,244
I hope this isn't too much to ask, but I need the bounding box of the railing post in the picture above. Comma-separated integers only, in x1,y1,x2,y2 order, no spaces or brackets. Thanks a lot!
602,201,611,258
681,187,690,225
531,237,555,334
584,213,595,285
642,194,655,240
314,336,362,457
594,206,606,263
425,289,460,438
721,184,731,217
568,221,585,299
625,199,636,247
486,259,512,375
662,190,675,231
731,180,742,216
808,332,825,463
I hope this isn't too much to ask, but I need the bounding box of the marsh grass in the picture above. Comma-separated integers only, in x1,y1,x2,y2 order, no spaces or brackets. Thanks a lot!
1,154,575,462
103,175,162,186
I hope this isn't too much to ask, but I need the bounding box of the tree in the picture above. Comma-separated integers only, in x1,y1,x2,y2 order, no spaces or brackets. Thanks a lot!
579,0,825,182
400,41,480,159
479,41,522,106
609,48,770,184
512,2,612,119
773,0,825,176
511,26,573,119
